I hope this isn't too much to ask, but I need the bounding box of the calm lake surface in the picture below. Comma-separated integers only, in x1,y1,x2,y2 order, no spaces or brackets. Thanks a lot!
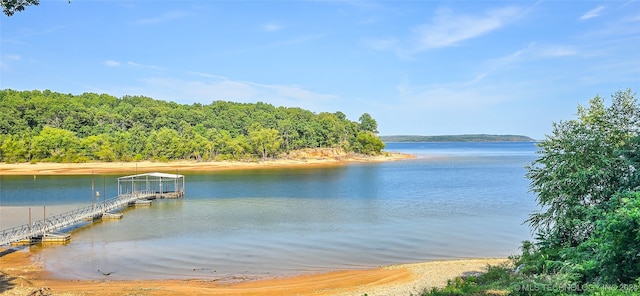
0,142,539,280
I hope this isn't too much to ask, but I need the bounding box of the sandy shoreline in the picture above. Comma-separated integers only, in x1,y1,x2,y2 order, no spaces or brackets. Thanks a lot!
0,247,508,295
0,152,414,176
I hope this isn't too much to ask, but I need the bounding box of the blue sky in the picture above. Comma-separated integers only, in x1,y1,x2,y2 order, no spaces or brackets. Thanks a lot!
1,1,638,140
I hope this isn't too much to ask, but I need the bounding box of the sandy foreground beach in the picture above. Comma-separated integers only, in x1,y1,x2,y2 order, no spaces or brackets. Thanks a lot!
0,248,508,296
1,152,510,295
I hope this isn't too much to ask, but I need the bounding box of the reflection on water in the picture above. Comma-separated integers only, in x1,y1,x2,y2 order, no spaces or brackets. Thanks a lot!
1,142,539,280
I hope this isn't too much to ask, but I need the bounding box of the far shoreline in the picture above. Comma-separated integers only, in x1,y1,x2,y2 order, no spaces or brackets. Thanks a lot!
0,151,415,176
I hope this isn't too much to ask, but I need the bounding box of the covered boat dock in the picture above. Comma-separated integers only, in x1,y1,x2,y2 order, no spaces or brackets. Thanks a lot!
117,172,185,199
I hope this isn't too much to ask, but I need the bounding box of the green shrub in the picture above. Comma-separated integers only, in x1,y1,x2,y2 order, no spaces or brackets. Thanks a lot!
417,265,514,296
578,192,640,284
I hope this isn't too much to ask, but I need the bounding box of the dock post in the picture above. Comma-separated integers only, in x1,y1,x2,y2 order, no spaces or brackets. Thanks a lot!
103,176,106,209
43,205,46,236
92,172,95,210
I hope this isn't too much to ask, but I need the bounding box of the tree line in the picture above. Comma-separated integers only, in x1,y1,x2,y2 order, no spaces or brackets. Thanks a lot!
0,89,384,163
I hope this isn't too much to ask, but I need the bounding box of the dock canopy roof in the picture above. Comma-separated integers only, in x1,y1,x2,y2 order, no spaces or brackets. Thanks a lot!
117,172,185,197
118,172,184,180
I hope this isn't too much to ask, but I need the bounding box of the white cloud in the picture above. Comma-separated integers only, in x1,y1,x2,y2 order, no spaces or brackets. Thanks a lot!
104,60,121,67
127,61,165,71
128,74,337,111
486,43,577,70
363,38,398,51
375,71,556,136
396,75,410,95
245,81,336,102
262,22,284,32
103,60,165,70
212,34,325,58
0,39,27,46
0,54,21,71
580,6,606,20
23,25,67,37
538,46,577,57
412,7,521,50
462,73,488,86
188,71,230,80
394,79,510,110
134,11,188,25
269,33,326,48
483,45,530,71
3,54,21,61
367,6,523,57
140,78,258,102
390,43,579,113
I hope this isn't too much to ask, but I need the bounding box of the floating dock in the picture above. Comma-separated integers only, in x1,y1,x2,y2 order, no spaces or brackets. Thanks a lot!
41,233,71,243
129,199,152,206
101,212,124,219
0,172,185,246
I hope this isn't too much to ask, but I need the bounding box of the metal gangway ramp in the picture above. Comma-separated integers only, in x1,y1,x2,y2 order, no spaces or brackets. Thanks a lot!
0,192,154,246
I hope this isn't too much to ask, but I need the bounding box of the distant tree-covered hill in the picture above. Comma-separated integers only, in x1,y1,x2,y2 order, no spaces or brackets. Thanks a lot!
0,89,384,163
380,134,536,142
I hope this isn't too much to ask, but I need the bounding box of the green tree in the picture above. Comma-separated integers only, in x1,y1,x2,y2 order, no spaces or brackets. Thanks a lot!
179,122,208,161
0,134,29,162
0,106,28,135
184,134,207,161
2,0,39,16
145,127,183,161
82,134,116,162
228,134,249,159
358,113,378,134
207,129,232,160
525,89,640,248
277,118,298,151
30,126,81,162
354,131,385,155
248,123,282,159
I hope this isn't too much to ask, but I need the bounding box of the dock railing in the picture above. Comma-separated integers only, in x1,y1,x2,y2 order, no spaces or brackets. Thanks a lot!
0,191,155,246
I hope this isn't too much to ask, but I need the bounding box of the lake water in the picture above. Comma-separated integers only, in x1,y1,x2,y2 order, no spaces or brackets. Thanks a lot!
0,142,539,280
